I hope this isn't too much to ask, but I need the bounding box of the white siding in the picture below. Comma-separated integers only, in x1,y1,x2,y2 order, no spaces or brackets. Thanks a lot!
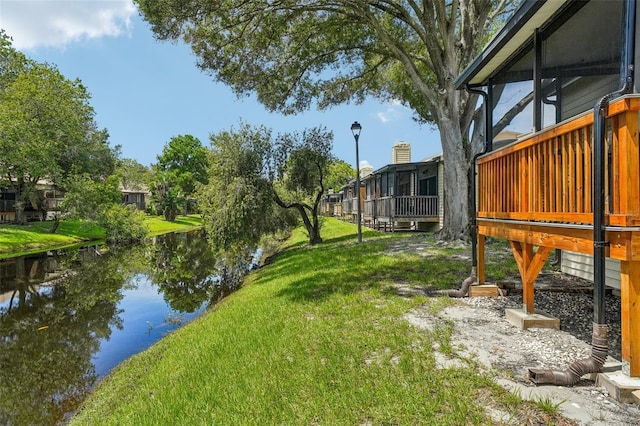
560,251,621,290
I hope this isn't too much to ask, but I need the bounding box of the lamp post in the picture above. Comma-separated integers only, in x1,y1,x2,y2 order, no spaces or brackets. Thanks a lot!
351,121,362,244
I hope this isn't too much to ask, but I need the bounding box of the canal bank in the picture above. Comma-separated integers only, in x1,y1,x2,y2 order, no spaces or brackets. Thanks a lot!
0,227,249,424
69,219,635,425
0,214,203,259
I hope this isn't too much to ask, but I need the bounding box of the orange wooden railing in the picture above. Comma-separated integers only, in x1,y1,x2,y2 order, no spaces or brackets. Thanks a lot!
477,95,640,226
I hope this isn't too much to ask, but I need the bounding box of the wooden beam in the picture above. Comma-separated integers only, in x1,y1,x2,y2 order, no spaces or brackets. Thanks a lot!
510,241,534,313
477,220,640,262
620,260,640,377
478,220,594,254
510,242,553,314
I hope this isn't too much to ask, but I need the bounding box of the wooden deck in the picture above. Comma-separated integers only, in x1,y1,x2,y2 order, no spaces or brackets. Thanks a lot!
476,95,640,376
363,195,439,230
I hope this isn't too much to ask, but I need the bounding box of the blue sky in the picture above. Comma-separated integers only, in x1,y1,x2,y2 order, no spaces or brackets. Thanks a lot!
0,0,442,170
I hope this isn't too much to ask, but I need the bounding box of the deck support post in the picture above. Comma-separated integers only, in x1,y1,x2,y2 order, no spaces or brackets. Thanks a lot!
510,242,553,314
620,260,640,377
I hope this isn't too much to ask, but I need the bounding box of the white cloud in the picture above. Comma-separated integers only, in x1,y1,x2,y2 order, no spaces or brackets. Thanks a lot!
375,100,406,124
376,110,392,123
0,0,136,50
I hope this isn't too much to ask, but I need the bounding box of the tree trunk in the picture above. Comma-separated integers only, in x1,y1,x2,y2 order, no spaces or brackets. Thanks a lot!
48,215,60,233
14,200,26,225
296,205,323,245
437,117,470,240
13,181,29,225
307,224,323,245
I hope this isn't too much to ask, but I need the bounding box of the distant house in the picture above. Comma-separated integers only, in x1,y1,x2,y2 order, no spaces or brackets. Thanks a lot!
120,187,150,211
361,153,444,232
334,142,445,232
0,180,63,223
0,180,151,224
320,190,343,217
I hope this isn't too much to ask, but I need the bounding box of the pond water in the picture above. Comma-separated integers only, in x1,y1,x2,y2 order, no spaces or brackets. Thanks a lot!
0,230,251,425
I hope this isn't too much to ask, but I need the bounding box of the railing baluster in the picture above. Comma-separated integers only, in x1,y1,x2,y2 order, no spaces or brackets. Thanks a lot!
474,97,640,224
575,129,583,213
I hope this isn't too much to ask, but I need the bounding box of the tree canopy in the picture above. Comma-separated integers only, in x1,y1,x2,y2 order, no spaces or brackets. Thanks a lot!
197,123,332,250
115,158,152,192
153,134,209,219
0,32,118,224
135,0,515,239
326,160,355,193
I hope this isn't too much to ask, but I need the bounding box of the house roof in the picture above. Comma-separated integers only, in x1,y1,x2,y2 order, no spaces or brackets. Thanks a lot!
338,154,443,190
362,155,443,181
454,0,570,89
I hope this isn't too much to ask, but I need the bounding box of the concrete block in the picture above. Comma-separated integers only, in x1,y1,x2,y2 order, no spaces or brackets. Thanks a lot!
505,308,560,330
596,371,640,403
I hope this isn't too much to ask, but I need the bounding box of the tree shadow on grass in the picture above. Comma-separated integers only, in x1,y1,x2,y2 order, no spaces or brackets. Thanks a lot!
252,242,383,302
261,240,471,303
171,217,201,226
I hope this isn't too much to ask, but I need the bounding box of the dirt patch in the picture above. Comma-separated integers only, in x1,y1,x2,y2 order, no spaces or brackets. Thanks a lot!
385,236,640,425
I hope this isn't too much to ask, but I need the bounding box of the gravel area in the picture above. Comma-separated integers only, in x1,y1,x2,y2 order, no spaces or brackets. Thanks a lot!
406,293,640,426
481,270,622,361
386,237,640,424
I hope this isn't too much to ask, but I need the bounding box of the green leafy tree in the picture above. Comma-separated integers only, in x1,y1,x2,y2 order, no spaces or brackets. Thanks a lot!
197,123,329,249
0,30,31,92
197,124,281,250
272,127,334,244
153,135,208,217
326,160,355,193
115,158,152,191
0,35,118,224
61,174,148,244
151,170,181,221
61,174,121,222
135,0,515,239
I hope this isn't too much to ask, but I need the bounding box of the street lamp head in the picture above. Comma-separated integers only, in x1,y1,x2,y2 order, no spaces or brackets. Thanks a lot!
350,121,362,138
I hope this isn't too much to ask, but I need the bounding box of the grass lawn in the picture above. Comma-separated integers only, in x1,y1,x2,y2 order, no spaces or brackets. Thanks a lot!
145,214,203,236
0,214,202,259
70,218,564,425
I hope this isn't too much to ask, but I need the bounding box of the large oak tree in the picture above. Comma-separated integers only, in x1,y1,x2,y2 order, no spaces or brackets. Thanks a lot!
135,0,513,239
0,32,117,224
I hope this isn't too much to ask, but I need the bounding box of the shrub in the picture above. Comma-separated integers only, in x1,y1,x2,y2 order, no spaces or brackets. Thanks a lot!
101,204,149,244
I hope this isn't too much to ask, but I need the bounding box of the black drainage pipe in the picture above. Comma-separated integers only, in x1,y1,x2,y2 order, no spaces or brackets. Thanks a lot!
440,85,490,297
529,0,635,385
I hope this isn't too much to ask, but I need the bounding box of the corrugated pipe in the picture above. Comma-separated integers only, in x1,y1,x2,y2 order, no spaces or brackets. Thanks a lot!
433,266,477,297
530,323,608,385
529,0,635,385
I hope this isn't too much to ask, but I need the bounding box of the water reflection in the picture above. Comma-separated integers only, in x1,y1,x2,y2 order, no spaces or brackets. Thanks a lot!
150,231,218,313
0,230,248,425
